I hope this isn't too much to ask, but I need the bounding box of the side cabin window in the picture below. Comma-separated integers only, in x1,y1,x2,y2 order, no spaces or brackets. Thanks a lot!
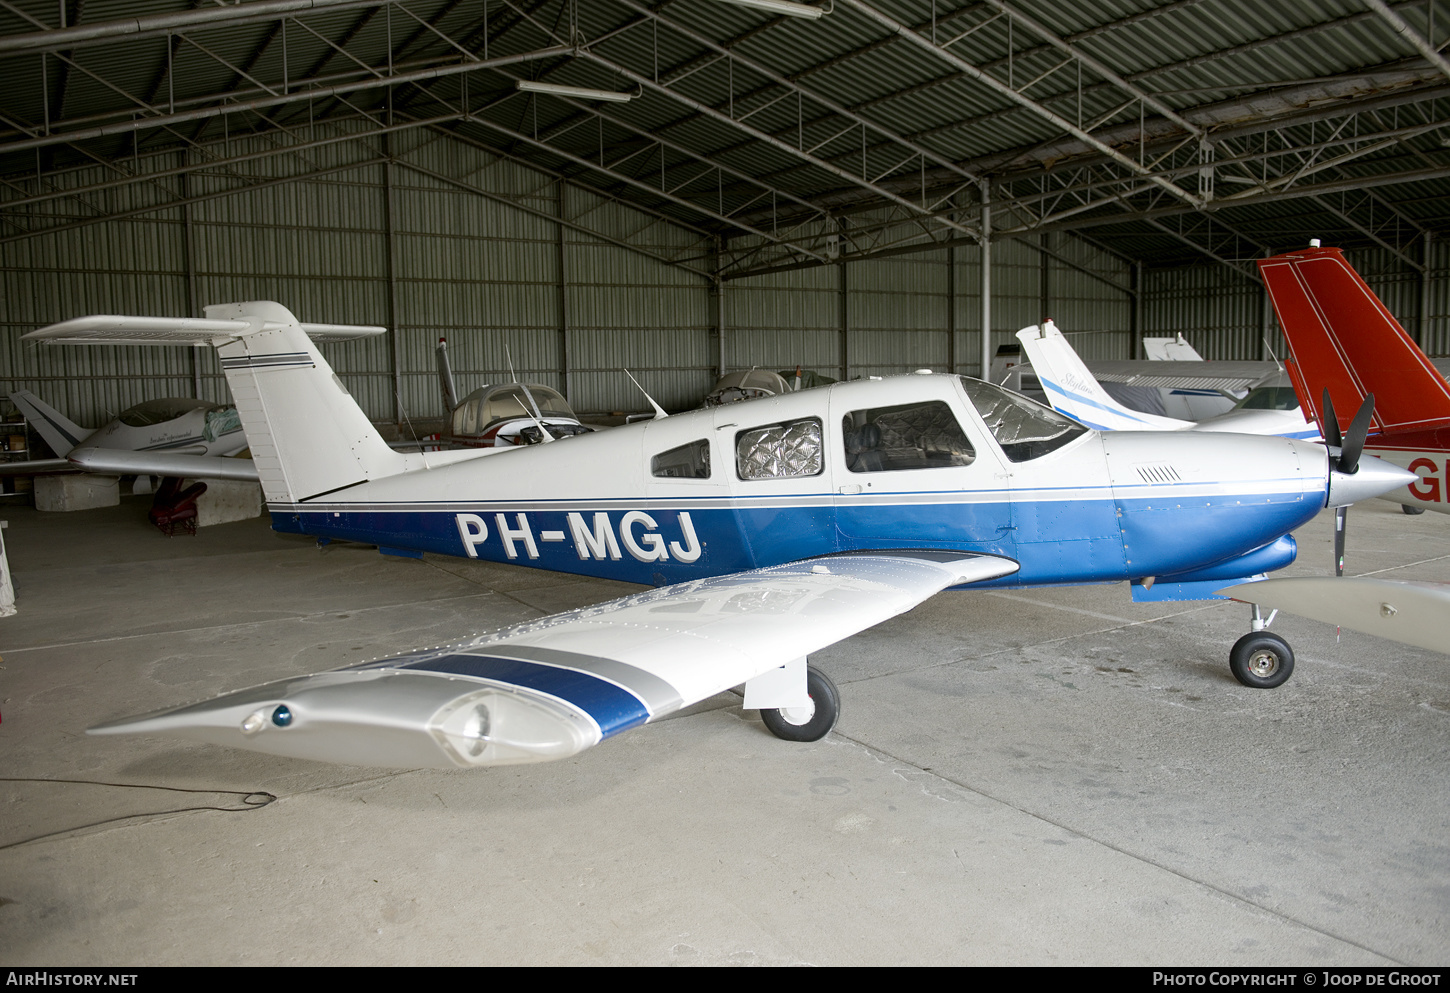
842,401,976,473
736,418,823,480
958,377,1087,463
652,439,711,479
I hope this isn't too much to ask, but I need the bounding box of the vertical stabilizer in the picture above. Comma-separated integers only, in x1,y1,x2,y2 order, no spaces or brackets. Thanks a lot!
1016,322,1186,432
6,389,91,457
207,302,406,503
1260,247,1450,435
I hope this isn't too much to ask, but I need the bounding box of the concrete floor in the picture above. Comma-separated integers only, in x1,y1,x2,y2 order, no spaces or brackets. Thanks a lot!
0,494,1447,965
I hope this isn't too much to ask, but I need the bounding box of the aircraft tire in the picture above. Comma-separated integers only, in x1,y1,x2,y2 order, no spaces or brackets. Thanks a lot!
1403,504,1426,515
1229,632,1295,689
760,666,840,742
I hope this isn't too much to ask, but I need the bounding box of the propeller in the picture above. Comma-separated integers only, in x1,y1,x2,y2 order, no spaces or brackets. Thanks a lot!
1320,389,1376,576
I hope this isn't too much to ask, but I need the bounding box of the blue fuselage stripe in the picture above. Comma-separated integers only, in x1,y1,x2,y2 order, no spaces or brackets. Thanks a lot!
399,654,649,737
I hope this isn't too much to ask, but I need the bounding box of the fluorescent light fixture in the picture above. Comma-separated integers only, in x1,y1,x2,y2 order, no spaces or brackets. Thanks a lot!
516,80,636,102
716,0,830,18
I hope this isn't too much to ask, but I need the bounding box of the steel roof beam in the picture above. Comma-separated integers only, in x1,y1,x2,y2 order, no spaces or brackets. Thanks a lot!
0,0,417,57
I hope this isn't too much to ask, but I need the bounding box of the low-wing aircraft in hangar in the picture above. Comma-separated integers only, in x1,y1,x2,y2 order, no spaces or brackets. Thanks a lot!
24,301,1413,768
8,316,386,482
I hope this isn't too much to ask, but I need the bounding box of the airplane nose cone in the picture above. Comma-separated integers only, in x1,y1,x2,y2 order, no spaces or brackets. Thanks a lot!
1326,454,1417,508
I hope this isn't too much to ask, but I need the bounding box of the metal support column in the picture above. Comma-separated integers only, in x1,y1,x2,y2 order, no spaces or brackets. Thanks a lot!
1040,231,1051,324
556,179,572,403
180,156,202,399
946,242,956,375
839,251,849,381
709,236,726,379
382,137,402,425
979,182,992,380
1260,252,1272,361
1130,260,1142,361
1421,230,1434,348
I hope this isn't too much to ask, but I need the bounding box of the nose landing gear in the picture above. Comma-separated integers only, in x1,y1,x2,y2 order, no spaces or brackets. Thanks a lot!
1229,603,1295,688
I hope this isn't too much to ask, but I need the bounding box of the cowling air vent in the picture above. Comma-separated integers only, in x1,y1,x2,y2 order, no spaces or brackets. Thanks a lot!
1135,463,1182,484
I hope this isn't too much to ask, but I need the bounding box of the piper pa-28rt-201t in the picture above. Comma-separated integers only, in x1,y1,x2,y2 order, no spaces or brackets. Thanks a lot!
24,301,1412,769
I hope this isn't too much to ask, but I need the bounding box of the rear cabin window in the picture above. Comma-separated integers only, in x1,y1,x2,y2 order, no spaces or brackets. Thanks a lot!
842,401,976,473
735,418,823,480
652,439,711,479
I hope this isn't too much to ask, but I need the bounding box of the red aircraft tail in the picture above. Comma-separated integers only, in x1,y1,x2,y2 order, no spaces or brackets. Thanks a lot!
1258,246,1450,436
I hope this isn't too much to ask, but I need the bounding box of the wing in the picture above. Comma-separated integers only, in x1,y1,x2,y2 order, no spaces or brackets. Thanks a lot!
1218,577,1450,654
67,446,259,481
90,551,1019,769
1085,360,1275,395
25,315,386,346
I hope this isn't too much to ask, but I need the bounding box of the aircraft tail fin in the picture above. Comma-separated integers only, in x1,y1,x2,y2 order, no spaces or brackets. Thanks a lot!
1259,246,1450,435
6,389,88,457
26,302,407,504
1015,322,1186,432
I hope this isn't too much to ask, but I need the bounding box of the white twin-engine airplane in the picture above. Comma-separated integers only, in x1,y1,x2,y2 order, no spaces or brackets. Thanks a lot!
25,301,1412,770
1018,321,1317,440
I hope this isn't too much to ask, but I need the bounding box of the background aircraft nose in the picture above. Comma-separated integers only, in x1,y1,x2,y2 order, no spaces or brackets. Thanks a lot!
1327,455,1417,508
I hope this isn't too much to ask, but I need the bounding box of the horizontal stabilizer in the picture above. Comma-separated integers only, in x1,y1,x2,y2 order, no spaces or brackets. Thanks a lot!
69,446,259,481
1219,577,1450,655
24,314,386,346
90,551,1019,769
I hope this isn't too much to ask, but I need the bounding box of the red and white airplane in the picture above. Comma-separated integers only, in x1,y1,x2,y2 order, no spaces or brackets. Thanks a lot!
1259,245,1450,517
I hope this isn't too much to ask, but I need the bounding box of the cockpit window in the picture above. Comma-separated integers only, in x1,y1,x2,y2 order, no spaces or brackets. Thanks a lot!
736,418,823,480
118,398,221,427
1234,386,1300,411
842,401,975,473
958,377,1088,462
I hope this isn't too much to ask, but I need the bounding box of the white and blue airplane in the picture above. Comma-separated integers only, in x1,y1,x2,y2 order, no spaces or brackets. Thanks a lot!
1018,321,1319,440
24,301,1412,770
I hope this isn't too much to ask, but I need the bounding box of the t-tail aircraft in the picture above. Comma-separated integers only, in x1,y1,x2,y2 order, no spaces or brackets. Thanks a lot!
24,300,1413,769
1017,321,1317,439
1259,245,1450,518
8,317,385,482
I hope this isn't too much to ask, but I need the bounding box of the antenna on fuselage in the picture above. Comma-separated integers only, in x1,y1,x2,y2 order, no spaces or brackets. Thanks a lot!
624,368,669,420
506,347,556,443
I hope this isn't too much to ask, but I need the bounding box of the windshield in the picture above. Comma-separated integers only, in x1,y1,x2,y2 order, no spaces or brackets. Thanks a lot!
117,398,222,427
1234,386,1300,411
958,377,1088,462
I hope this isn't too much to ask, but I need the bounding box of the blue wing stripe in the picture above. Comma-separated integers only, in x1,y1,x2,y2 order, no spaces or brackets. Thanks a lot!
398,653,651,738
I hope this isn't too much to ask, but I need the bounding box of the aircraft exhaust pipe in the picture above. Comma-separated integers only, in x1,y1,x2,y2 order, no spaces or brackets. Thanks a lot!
1325,453,1416,509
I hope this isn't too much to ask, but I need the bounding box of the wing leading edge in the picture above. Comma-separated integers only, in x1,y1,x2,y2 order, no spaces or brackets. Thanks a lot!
90,551,1019,768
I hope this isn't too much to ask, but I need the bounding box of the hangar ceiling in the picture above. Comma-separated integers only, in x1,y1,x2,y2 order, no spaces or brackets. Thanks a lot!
2,0,1449,282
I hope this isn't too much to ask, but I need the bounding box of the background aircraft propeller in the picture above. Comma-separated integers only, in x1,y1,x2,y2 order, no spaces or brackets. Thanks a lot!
1321,389,1376,577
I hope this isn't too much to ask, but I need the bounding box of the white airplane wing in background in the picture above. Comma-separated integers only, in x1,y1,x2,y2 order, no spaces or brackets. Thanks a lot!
28,315,387,346
1016,322,1188,432
91,551,1019,769
67,446,260,481
1219,577,1450,655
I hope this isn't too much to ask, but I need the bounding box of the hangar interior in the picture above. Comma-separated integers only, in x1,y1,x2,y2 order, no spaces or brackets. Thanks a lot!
2,0,1450,967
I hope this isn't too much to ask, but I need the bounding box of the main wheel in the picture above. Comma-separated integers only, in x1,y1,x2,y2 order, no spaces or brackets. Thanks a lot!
1403,504,1426,515
1229,632,1295,689
760,666,840,742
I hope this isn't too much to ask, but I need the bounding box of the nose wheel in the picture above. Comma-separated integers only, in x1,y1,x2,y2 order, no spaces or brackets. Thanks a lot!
1229,604,1295,688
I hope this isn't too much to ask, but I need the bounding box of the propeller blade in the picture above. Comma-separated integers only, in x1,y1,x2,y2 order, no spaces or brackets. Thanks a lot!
1321,388,1342,448
1338,393,1375,474
1335,506,1347,577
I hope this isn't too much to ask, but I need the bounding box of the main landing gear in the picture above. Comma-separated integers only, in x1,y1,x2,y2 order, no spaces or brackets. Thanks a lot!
1228,603,1295,689
759,665,841,742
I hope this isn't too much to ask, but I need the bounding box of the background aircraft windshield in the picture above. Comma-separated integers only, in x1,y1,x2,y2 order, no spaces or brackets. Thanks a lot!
959,378,1087,462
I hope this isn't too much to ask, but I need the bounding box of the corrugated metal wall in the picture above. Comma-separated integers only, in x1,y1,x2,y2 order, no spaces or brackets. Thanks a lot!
8,121,1444,436
1142,243,1448,361
726,226,1134,380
